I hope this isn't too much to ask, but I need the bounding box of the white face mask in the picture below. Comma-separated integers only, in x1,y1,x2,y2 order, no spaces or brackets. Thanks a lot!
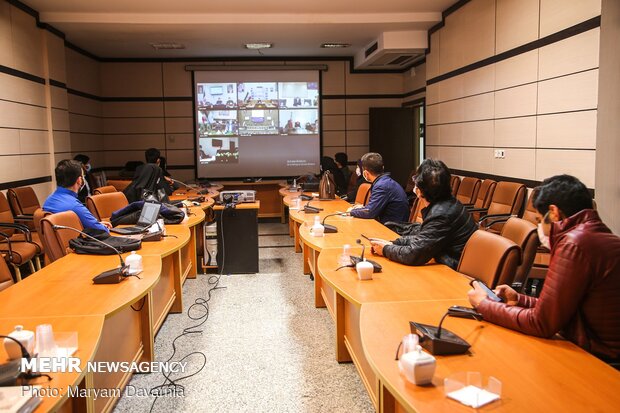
537,223,551,250
355,166,361,177
85,164,92,172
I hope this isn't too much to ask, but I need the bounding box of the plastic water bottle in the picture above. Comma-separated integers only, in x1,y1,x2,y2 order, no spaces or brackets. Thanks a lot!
311,216,324,237
338,244,351,266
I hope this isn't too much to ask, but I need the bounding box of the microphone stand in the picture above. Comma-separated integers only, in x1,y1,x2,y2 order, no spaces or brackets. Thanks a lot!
0,335,52,382
303,200,322,213
52,225,131,284
410,307,482,355
321,212,346,233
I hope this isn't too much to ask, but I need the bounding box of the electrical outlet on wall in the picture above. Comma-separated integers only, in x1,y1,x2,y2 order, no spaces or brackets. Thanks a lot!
494,149,506,159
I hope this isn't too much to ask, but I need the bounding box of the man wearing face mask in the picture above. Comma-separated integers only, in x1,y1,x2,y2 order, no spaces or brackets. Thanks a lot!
344,159,368,202
73,154,94,203
43,160,111,232
348,152,409,224
468,175,620,363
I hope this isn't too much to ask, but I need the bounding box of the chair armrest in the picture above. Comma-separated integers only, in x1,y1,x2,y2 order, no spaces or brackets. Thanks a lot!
0,222,32,242
466,207,488,214
0,231,13,261
14,214,34,222
479,214,515,228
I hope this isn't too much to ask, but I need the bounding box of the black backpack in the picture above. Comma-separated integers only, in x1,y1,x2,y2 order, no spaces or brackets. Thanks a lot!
69,229,141,255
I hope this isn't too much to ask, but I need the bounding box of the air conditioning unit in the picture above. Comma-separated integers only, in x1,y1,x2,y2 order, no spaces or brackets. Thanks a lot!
354,31,427,70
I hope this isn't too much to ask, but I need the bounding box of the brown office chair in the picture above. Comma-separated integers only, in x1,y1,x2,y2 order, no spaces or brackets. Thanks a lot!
7,187,41,231
405,169,416,193
34,208,51,265
93,185,118,195
500,218,539,292
0,192,42,280
0,256,14,291
408,197,426,223
456,177,481,205
86,192,129,221
90,170,107,188
472,181,527,233
107,179,132,192
355,183,371,205
40,211,83,263
347,171,357,194
450,175,461,196
457,230,520,288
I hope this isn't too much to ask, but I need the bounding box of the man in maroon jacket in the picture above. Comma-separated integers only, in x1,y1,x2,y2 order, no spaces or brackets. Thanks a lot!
468,175,620,363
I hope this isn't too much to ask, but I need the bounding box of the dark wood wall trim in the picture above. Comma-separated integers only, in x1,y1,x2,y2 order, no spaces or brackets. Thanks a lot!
322,87,426,101
426,0,472,53
0,64,46,84
65,88,192,102
49,79,67,89
427,16,601,86
0,176,52,191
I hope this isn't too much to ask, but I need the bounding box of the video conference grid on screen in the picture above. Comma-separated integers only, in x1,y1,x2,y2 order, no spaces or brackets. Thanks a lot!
194,75,320,178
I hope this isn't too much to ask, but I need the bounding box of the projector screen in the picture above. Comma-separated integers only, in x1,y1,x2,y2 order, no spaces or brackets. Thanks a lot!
193,71,321,179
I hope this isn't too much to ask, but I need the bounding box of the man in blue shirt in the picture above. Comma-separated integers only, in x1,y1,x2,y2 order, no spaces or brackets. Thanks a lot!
43,160,110,232
348,152,409,224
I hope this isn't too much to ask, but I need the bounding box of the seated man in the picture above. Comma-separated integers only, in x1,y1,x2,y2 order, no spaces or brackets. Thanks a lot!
123,148,169,203
468,175,620,362
348,152,409,224
73,154,94,203
43,160,110,232
370,159,477,269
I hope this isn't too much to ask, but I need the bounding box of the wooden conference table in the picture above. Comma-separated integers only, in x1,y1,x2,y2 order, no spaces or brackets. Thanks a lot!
0,199,212,412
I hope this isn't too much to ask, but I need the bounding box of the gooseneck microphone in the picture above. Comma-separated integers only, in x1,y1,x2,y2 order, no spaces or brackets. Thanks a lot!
52,225,129,284
321,212,346,233
303,200,322,213
356,238,366,260
410,306,482,355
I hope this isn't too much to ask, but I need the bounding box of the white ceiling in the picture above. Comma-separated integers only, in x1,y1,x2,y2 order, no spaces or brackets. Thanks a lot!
24,0,459,59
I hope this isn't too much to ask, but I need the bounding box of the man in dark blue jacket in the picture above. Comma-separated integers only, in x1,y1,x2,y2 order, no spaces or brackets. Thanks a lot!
348,152,409,224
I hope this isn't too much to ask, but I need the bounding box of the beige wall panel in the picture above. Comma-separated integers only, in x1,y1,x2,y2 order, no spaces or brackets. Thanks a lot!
426,33,440,80
10,7,44,78
322,146,346,159
426,125,439,146
103,134,165,151
51,108,69,131
322,131,345,147
347,131,369,146
165,149,194,165
463,120,494,147
461,0,496,68
103,118,165,135
24,154,51,179
402,92,425,106
439,123,462,146
425,145,440,160
31,182,54,204
0,155,22,182
345,71,403,95
439,99,465,124
70,134,104,152
494,116,536,148
403,63,426,92
65,49,100,95
164,101,192,117
495,83,537,118
103,150,145,167
346,98,402,115
439,12,462,74
0,128,19,154
0,2,13,68
536,149,596,188
162,62,192,97
322,115,345,131
50,86,68,110
426,83,440,105
537,69,599,114
463,92,494,122
100,63,163,97
495,50,538,90
438,146,463,170
462,146,493,173
0,100,47,130
496,0,539,53
67,93,101,117
438,73,465,103
52,131,71,153
0,73,46,107
69,113,102,134
492,148,536,179
102,101,164,118
84,152,104,168
537,110,597,149
321,61,346,95
538,28,600,81
345,146,370,163
321,99,345,115
165,133,194,150
19,129,49,154
346,114,368,131
165,117,194,134
426,104,440,126
45,32,66,83
463,65,495,97
540,0,601,38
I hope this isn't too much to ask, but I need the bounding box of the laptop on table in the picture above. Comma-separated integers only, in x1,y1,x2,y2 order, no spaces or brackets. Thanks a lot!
110,202,161,235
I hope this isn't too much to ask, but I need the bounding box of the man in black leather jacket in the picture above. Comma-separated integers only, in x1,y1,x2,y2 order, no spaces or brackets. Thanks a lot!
370,159,477,269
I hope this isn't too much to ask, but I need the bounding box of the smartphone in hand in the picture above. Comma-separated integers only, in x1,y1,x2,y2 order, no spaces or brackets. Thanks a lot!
470,279,504,302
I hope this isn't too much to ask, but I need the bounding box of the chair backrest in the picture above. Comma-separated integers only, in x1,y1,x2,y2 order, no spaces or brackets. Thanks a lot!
91,170,107,188
474,179,497,209
450,175,461,196
347,170,357,194
487,181,527,217
93,185,117,195
0,192,16,236
405,169,416,193
409,196,426,223
501,218,539,287
355,183,372,205
522,191,538,225
40,211,83,263
86,192,129,220
0,257,14,291
7,187,41,216
457,230,520,288
33,208,50,235
107,179,132,192
456,177,481,205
